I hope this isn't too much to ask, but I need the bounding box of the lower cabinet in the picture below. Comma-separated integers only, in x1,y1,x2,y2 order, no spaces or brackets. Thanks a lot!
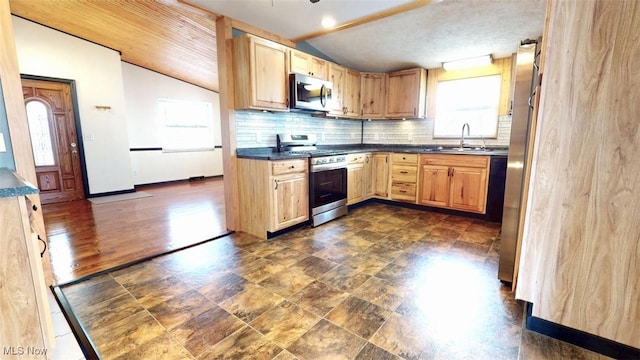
372,153,390,198
238,158,309,238
390,153,418,202
346,153,367,205
0,192,53,357
419,154,490,214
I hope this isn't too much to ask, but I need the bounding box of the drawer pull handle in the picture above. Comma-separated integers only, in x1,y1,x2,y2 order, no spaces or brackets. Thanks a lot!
400,190,407,193
400,171,408,174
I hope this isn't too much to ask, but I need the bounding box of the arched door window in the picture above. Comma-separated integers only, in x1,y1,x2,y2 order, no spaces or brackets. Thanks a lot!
26,100,55,166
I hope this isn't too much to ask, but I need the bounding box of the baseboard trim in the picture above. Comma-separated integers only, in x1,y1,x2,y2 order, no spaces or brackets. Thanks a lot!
87,188,136,198
134,175,223,189
525,302,640,359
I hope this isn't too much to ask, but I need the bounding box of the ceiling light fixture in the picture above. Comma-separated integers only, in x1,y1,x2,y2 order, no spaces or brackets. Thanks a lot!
442,55,493,71
321,16,336,28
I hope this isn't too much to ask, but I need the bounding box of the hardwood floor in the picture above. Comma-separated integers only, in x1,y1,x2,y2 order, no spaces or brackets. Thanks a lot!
43,178,228,285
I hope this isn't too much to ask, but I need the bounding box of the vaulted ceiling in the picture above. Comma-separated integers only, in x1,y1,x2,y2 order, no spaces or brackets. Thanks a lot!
8,0,547,93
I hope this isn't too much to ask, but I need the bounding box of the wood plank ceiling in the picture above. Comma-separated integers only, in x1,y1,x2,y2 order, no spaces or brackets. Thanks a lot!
9,0,220,92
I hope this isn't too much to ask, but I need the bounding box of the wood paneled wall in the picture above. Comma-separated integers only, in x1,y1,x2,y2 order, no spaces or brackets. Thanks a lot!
516,0,640,348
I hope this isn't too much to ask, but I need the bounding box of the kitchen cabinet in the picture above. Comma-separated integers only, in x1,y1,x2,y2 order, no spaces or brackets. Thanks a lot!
233,34,288,111
363,153,375,198
346,153,366,205
372,153,389,198
237,158,308,238
516,0,640,349
390,153,418,202
289,49,328,80
0,170,54,357
360,73,386,119
328,63,346,115
419,154,489,213
385,67,427,119
346,153,373,205
329,64,360,118
344,68,361,118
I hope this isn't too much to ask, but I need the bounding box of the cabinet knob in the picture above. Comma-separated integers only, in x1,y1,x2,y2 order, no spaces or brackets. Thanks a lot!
290,165,295,169
32,204,38,211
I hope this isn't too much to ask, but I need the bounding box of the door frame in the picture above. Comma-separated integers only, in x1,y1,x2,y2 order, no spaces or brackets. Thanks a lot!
21,74,89,200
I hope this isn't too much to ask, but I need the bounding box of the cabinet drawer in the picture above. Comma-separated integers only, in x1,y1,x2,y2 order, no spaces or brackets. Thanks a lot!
420,154,489,168
391,181,417,201
346,153,366,165
391,164,417,182
391,153,418,164
271,159,307,175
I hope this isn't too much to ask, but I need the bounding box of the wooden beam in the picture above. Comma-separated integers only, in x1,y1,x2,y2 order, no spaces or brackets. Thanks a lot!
291,0,432,43
231,18,296,48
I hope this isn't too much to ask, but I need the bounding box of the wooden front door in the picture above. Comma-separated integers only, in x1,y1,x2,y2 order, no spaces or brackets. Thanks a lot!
22,79,84,204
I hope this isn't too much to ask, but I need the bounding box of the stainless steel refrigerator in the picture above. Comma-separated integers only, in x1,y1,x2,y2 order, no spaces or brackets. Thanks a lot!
498,39,541,285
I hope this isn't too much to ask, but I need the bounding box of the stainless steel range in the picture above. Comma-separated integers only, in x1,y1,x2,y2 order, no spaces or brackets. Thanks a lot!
277,134,348,227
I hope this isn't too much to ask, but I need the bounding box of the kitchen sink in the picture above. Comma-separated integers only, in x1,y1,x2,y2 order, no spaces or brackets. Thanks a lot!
436,147,494,153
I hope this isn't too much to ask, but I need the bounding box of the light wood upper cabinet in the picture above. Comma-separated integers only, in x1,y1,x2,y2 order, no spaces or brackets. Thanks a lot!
328,63,346,115
344,68,361,118
360,73,386,119
385,67,427,119
419,154,489,213
289,49,328,80
233,34,288,111
328,64,360,118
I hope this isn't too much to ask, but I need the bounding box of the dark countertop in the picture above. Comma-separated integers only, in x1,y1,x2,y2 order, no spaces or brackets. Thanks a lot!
0,168,39,198
237,144,509,160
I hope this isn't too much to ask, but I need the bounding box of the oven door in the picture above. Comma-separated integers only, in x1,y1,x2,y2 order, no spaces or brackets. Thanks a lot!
310,167,347,209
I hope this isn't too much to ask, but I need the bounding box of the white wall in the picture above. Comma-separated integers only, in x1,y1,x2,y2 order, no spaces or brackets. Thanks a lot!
121,62,222,185
12,16,134,194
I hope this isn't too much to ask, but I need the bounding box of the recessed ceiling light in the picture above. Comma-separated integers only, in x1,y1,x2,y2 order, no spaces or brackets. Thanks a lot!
321,16,336,29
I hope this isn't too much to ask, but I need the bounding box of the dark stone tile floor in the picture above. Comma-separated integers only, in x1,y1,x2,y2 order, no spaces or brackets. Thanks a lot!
61,203,610,359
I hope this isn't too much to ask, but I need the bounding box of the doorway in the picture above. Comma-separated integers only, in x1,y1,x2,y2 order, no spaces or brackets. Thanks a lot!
22,77,86,204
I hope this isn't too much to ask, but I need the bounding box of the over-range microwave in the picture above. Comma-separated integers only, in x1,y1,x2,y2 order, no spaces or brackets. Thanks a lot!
289,73,333,112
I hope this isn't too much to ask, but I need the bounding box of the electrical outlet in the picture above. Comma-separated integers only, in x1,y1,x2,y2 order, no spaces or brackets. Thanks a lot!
256,132,262,142
374,133,379,140
408,133,413,141
321,133,326,141
350,133,355,140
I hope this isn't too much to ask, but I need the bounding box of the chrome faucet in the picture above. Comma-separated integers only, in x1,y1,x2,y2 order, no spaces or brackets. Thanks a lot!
460,123,470,149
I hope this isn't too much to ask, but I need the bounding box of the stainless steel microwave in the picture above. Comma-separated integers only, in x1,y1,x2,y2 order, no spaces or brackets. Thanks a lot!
289,73,333,112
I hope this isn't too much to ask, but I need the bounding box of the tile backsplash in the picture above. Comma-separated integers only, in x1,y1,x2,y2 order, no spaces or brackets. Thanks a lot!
236,110,512,149
236,111,362,148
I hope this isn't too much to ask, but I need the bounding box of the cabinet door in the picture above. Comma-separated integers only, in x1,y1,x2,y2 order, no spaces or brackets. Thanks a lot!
252,39,288,110
364,154,374,197
344,68,361,117
385,68,426,118
290,49,310,75
361,73,386,119
347,164,365,205
449,166,488,213
419,164,450,207
272,173,309,230
329,63,346,115
373,154,389,198
309,56,328,80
